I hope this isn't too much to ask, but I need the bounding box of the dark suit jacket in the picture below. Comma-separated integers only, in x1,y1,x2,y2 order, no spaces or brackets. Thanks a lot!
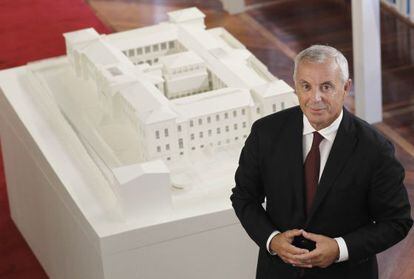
230,106,412,279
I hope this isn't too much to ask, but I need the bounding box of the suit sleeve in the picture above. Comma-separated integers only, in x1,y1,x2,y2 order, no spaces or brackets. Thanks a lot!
343,140,413,261
230,121,277,250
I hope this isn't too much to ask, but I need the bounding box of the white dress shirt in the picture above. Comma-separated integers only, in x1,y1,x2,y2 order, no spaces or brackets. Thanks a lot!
266,110,349,263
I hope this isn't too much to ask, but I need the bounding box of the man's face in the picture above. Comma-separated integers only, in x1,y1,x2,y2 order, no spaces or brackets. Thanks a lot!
295,58,351,130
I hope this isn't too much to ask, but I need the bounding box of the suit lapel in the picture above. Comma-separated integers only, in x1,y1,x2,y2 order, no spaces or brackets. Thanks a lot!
288,111,306,219
306,108,358,225
282,107,307,221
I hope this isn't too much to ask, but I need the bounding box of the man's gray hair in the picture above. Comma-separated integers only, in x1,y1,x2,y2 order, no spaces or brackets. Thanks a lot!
293,45,349,83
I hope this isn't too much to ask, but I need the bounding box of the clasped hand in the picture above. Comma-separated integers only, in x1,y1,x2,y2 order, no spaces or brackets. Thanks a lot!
269,229,339,268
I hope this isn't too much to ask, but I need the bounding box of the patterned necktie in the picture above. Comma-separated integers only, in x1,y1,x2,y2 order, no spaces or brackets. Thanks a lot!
304,131,324,215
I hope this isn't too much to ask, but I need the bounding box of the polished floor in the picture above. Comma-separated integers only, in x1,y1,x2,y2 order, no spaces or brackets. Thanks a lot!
86,0,414,278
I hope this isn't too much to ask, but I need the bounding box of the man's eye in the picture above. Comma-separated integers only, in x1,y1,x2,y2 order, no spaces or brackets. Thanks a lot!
322,84,332,91
302,84,310,90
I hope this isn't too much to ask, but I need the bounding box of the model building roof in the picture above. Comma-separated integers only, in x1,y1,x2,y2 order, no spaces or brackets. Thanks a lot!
63,28,99,45
104,23,178,50
253,79,294,97
168,7,205,23
119,81,177,124
160,51,204,70
171,87,254,119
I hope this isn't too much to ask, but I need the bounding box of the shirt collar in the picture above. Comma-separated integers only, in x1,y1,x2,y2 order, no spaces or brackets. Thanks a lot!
302,109,343,142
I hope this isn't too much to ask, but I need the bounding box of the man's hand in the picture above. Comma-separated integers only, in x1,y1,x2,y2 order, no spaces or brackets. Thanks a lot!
270,229,311,268
293,231,339,268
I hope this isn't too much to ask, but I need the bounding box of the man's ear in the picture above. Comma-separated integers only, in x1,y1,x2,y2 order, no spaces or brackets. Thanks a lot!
344,79,352,95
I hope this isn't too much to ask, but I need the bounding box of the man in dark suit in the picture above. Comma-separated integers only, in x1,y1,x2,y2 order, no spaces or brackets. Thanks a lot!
230,45,412,279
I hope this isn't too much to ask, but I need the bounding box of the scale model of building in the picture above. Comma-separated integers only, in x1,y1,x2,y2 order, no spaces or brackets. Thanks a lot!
27,7,298,218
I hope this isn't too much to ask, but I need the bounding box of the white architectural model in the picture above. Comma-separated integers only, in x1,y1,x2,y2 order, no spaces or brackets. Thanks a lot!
27,7,298,218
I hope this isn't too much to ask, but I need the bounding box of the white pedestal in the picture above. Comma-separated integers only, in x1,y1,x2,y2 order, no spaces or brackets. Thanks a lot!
0,66,258,278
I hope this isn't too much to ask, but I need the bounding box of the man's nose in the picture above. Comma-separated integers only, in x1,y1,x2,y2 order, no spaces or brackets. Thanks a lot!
310,89,322,102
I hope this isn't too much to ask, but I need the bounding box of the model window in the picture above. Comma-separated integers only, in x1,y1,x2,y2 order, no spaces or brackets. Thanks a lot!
198,118,202,125
242,121,246,128
164,128,169,137
145,46,151,53
180,151,184,155
233,110,237,117
192,147,196,150
157,146,161,152
242,108,246,115
137,48,143,55
190,120,194,127
200,145,204,148
208,130,212,136
128,49,135,56
224,112,228,119
256,107,260,114
155,130,160,139
169,41,175,49
154,58,159,63
281,102,285,110
226,139,230,144
166,144,170,150
234,124,238,130
216,114,220,121
225,126,229,132
217,127,221,134
161,42,167,50
273,104,277,112
199,132,203,138
207,116,211,123
153,44,159,52
177,125,182,132
235,137,239,140
191,134,195,140
122,50,127,56
178,138,183,149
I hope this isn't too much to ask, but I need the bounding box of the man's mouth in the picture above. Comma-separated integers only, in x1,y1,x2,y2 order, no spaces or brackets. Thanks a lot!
309,107,325,113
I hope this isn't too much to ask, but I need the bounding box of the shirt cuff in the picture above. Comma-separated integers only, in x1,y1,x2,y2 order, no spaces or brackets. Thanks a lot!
266,230,280,255
334,237,349,262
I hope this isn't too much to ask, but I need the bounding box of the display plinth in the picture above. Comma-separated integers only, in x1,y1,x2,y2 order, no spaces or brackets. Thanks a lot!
0,66,258,278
